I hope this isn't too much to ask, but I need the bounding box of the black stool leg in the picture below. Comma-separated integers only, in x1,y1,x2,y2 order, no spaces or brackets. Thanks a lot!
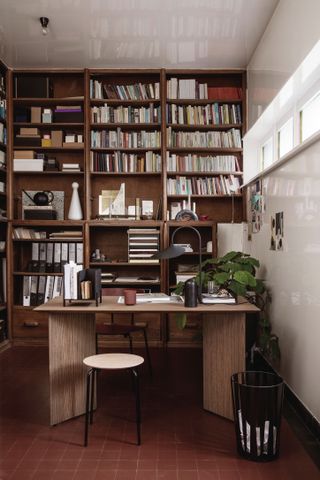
143,329,152,377
84,368,94,447
132,368,141,445
90,369,96,424
95,333,99,354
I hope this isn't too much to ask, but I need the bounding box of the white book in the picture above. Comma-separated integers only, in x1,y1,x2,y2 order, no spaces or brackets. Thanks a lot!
76,243,83,264
44,275,54,302
52,276,63,298
68,243,76,263
23,276,31,306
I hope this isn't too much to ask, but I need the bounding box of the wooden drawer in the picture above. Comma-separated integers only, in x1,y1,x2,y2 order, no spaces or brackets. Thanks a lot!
13,309,48,338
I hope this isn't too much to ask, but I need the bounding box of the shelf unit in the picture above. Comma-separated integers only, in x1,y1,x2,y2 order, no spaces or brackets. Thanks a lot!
0,60,9,349
5,67,246,347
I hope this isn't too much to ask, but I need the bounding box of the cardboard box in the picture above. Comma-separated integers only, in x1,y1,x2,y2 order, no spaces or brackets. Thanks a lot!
13,150,35,159
51,130,63,147
20,127,40,135
31,107,41,123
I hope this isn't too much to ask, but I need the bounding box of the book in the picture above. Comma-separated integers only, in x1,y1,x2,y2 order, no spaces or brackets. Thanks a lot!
118,293,171,303
201,292,236,304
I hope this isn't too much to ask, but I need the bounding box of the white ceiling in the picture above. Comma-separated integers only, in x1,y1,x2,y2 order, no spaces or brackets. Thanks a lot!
0,0,279,69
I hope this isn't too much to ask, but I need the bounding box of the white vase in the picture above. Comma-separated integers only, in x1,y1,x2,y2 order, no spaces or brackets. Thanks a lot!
68,182,83,220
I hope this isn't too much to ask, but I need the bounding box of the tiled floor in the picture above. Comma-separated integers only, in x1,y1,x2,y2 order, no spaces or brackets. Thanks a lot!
0,346,319,479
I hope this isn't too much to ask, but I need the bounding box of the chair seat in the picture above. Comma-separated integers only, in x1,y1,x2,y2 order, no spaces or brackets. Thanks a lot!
83,353,144,370
96,323,145,336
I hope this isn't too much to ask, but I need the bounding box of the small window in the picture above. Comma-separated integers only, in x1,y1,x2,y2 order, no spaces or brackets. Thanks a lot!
300,91,320,142
262,137,273,170
278,117,294,158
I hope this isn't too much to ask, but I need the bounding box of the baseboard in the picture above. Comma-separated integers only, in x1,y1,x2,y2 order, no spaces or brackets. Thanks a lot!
252,350,320,442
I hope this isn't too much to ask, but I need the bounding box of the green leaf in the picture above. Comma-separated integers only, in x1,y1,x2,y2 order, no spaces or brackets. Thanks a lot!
234,271,257,287
239,257,260,268
228,280,246,296
212,272,229,285
174,281,185,295
255,279,265,294
174,313,187,330
220,251,241,262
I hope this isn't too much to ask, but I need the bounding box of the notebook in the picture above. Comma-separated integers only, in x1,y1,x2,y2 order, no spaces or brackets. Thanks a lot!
118,293,171,303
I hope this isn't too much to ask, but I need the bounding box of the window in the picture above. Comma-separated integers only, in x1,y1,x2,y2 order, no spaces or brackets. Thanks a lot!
261,137,273,170
300,91,320,142
278,117,294,158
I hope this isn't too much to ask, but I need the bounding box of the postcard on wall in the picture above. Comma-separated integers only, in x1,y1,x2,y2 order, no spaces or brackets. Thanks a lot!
250,179,264,234
270,211,284,251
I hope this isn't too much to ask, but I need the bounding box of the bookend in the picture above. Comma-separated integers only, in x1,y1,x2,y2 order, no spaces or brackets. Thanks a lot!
63,268,102,307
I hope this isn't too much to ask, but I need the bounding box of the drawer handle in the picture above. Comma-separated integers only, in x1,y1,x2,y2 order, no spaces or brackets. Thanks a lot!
23,321,39,328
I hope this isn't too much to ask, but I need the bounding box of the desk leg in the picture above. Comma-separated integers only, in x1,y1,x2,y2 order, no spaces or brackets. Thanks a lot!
49,312,96,426
203,312,245,421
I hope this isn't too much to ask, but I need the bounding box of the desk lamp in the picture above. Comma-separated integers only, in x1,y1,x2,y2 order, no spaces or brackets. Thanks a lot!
152,225,203,300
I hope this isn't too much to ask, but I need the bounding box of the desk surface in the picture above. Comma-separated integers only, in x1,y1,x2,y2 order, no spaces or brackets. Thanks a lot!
35,296,259,314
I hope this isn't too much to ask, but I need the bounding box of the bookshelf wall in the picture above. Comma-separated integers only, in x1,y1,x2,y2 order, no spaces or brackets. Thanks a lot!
4,67,246,347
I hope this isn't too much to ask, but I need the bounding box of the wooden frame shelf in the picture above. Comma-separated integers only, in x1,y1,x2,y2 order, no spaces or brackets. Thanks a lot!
166,170,243,176
13,170,83,176
166,99,242,105
13,97,84,105
91,123,161,129
90,261,160,267
167,194,242,198
167,124,242,131
14,122,84,128
13,272,64,276
13,146,84,151
90,99,161,106
91,147,161,152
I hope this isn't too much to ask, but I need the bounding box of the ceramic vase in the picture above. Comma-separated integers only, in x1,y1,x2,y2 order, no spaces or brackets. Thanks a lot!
68,182,83,220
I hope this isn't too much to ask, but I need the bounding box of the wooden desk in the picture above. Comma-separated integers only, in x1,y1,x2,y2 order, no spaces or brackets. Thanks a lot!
35,297,258,426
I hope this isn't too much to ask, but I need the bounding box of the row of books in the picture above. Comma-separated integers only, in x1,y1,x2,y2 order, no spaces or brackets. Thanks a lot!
91,129,161,149
91,151,161,173
0,123,6,144
128,228,160,264
13,228,83,240
27,242,84,273
91,104,161,124
90,80,160,100
167,154,241,173
167,175,241,196
0,99,6,119
167,79,242,101
0,181,5,193
166,103,242,125
22,275,63,306
167,127,242,149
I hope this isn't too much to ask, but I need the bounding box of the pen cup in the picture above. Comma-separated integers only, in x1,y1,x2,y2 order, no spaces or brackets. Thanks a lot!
124,289,137,305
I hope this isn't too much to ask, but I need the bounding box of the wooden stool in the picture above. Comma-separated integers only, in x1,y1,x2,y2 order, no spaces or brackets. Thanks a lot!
83,353,144,447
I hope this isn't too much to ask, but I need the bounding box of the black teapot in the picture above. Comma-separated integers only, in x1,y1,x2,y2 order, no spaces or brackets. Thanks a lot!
33,190,54,206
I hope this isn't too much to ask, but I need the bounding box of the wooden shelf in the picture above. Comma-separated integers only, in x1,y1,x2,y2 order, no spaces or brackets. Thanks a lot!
91,147,161,153
14,122,84,127
89,220,162,227
166,98,242,105
167,194,242,198
13,272,64,276
90,262,160,266
13,170,83,176
90,171,161,176
167,147,242,153
90,99,161,106
13,97,84,104
13,146,84,151
167,123,242,131
91,122,161,129
167,220,215,227
12,220,84,226
167,171,243,176
13,238,83,242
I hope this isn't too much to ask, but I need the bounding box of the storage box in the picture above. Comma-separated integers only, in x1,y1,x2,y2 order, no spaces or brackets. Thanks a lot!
53,111,83,123
15,136,41,147
31,107,42,123
20,127,40,135
23,208,57,220
13,150,35,159
50,130,62,147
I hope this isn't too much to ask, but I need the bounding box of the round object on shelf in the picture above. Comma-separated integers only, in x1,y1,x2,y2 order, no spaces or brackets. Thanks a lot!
175,209,198,221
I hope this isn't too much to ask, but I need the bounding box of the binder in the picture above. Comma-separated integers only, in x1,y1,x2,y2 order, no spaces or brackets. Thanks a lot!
53,243,61,273
76,243,84,264
68,243,76,263
37,275,46,305
44,275,54,302
30,276,38,306
61,243,68,270
39,243,47,272
46,242,54,272
22,276,31,306
52,276,63,298
30,242,40,272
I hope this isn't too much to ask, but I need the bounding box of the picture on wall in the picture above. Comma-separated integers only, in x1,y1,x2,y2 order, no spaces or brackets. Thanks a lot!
270,211,284,251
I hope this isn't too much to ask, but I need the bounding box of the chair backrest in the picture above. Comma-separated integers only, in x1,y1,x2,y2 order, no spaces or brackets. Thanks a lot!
101,288,145,297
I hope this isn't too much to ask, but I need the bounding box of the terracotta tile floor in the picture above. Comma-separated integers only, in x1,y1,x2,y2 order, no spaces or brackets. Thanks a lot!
0,346,319,479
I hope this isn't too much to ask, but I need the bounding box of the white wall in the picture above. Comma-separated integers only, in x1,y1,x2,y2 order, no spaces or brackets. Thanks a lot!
244,0,320,421
247,0,320,128
243,139,320,422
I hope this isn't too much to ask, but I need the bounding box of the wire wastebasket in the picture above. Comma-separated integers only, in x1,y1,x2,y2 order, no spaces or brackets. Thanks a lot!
231,371,284,462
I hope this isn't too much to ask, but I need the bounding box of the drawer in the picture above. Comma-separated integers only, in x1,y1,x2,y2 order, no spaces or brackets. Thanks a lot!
13,310,48,338
167,312,202,345
95,312,161,342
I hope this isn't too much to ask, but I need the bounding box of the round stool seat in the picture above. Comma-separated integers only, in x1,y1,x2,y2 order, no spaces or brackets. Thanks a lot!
83,353,144,370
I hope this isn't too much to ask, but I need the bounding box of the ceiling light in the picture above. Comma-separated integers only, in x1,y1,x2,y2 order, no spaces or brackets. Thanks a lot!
40,17,49,36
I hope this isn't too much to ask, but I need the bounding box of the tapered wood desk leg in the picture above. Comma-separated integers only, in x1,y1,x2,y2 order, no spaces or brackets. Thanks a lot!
203,312,246,421
49,312,96,426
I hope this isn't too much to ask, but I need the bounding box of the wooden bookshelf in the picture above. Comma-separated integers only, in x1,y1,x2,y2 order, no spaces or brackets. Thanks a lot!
4,67,246,347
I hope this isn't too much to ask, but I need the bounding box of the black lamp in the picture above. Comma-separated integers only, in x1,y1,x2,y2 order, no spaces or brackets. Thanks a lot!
152,226,202,300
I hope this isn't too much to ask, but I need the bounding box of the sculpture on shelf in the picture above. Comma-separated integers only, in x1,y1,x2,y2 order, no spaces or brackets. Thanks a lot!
68,182,83,220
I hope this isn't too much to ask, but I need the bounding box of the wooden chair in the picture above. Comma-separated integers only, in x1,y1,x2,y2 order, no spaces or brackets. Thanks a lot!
95,288,152,376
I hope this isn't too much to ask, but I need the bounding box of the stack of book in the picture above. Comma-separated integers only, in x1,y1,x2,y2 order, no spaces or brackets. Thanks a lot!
62,162,81,172
127,228,160,264
101,272,116,285
15,127,41,147
48,230,83,240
